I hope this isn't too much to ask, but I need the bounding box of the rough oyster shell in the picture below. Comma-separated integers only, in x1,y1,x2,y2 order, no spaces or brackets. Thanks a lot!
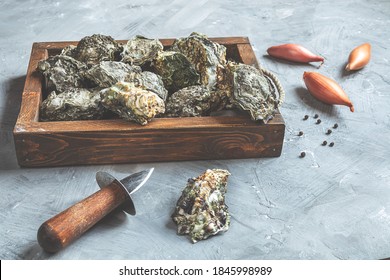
37,55,88,92
127,71,168,102
40,88,104,121
84,61,142,88
121,35,163,66
100,81,165,125
60,45,77,57
165,85,213,117
73,34,122,67
171,32,226,89
224,62,281,123
172,169,231,243
151,51,200,93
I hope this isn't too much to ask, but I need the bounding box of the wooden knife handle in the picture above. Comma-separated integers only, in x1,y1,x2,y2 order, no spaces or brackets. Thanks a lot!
37,181,128,253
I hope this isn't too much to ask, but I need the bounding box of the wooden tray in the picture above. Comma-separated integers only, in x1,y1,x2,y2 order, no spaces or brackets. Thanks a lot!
13,37,285,167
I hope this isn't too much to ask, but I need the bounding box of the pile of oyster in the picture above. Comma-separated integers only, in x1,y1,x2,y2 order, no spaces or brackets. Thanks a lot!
38,32,284,125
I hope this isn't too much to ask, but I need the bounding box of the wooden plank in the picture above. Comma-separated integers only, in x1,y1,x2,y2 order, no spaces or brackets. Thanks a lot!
14,123,285,167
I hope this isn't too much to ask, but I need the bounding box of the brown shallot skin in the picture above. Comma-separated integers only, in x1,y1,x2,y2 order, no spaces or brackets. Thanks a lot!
345,43,371,71
303,72,354,112
267,44,324,64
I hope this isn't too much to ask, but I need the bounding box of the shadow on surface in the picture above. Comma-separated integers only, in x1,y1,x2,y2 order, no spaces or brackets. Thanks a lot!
294,86,337,117
339,62,359,78
22,243,51,260
0,75,25,170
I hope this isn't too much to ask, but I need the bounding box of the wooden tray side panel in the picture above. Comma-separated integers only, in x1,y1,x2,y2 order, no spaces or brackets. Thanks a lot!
14,123,285,167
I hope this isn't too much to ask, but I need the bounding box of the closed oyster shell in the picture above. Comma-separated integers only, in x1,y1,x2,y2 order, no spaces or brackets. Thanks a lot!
37,55,88,92
151,51,200,92
121,35,163,66
171,32,226,89
60,45,77,57
84,61,142,88
127,71,168,102
73,34,122,67
165,85,213,117
225,62,280,123
172,169,231,243
100,81,165,125
40,88,104,121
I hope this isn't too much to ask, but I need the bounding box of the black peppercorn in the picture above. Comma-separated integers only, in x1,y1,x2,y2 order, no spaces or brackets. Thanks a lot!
300,152,306,158
316,119,321,124
314,114,319,119
322,140,327,146
333,123,338,129
303,115,309,120
329,142,334,147
298,131,304,136
326,129,332,135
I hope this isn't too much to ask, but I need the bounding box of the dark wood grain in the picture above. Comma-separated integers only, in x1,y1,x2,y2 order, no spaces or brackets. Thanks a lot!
13,37,286,167
37,181,128,252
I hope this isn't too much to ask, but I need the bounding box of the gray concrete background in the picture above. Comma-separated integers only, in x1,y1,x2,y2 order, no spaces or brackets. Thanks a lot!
1,0,389,260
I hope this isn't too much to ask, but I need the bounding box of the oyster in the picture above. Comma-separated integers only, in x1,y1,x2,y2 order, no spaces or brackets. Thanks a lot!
84,61,142,88
60,45,77,57
73,34,122,67
40,88,104,121
37,55,88,92
121,35,163,66
151,51,200,92
100,81,165,125
172,169,231,243
223,62,283,123
165,85,213,117
127,71,168,102
171,32,226,89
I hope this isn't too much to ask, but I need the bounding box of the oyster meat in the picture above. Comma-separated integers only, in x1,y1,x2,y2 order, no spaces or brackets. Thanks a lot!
84,61,142,88
73,34,122,67
38,55,88,92
40,88,104,121
165,85,213,117
100,81,165,125
224,62,282,123
172,169,231,243
121,35,163,66
171,32,226,89
151,51,200,92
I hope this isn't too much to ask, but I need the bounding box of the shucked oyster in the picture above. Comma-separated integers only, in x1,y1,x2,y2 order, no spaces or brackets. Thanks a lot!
121,35,163,66
127,71,168,102
100,81,165,125
73,34,122,67
84,61,142,88
222,62,284,123
172,169,231,243
171,32,226,89
38,55,88,92
40,88,104,121
165,85,213,117
151,51,200,92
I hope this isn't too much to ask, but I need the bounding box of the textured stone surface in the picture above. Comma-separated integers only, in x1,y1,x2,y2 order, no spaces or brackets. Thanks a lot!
1,0,390,260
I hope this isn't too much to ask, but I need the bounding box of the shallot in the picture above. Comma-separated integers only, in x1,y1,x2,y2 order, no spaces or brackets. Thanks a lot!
303,72,354,112
345,43,371,71
267,44,324,64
